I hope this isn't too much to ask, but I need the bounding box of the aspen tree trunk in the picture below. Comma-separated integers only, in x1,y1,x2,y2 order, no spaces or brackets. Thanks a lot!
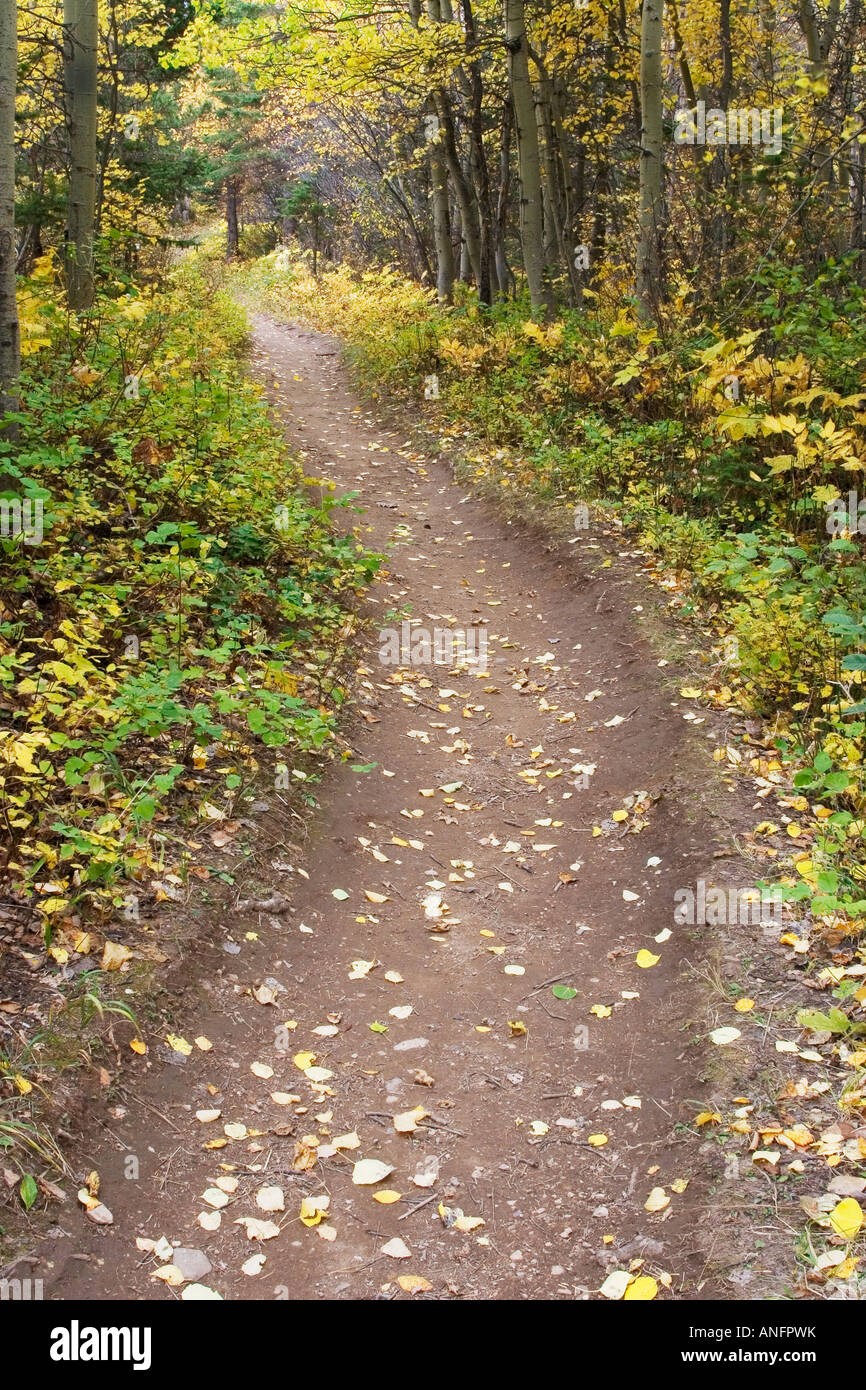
435,0,482,288
408,0,454,302
550,77,580,299
429,119,455,301
226,177,240,259
534,66,576,301
463,0,496,301
796,0,841,225
435,90,482,284
63,0,98,310
589,14,618,290
504,0,549,314
495,100,513,295
636,0,664,320
0,0,19,432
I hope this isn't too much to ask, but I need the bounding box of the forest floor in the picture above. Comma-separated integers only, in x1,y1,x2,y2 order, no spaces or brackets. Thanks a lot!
15,312,804,1302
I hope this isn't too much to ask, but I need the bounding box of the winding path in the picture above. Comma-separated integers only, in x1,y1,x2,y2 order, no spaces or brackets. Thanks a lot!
34,312,734,1301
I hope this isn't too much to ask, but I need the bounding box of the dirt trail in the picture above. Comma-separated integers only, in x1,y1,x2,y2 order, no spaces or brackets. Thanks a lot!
32,313,739,1302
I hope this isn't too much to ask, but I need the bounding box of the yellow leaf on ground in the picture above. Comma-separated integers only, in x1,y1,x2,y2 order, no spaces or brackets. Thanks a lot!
397,1275,433,1293
829,1198,863,1239
300,1195,330,1226
101,940,131,971
624,1275,658,1300
636,949,660,968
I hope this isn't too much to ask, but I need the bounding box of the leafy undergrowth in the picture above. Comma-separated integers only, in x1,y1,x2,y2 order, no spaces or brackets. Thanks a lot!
0,251,380,1200
239,247,866,1293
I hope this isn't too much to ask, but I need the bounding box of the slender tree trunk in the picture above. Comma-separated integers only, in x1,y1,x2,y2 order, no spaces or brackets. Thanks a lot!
668,0,709,261
796,0,841,231
429,116,455,301
226,177,240,259
843,0,865,269
536,91,558,268
620,0,642,136
436,91,482,284
495,99,513,296
408,0,454,301
504,0,550,314
464,0,496,302
458,222,471,281
63,0,98,311
636,0,665,319
551,77,580,294
589,15,618,293
0,0,18,434
704,0,733,291
390,160,435,284
434,0,483,289
534,64,576,300
95,0,120,233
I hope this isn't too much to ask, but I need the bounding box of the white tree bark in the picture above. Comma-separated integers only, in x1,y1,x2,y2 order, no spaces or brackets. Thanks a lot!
504,0,549,313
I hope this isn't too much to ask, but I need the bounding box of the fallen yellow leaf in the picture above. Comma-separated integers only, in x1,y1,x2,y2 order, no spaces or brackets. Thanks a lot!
623,1275,658,1300
829,1198,863,1240
635,949,660,969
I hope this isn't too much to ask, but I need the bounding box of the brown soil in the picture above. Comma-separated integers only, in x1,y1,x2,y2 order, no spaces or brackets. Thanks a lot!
18,313,778,1302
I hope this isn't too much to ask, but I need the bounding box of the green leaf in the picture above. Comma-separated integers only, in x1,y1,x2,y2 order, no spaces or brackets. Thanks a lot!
20,1174,38,1210
828,1008,853,1034
823,772,851,793
797,1009,838,1034
552,985,577,1000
